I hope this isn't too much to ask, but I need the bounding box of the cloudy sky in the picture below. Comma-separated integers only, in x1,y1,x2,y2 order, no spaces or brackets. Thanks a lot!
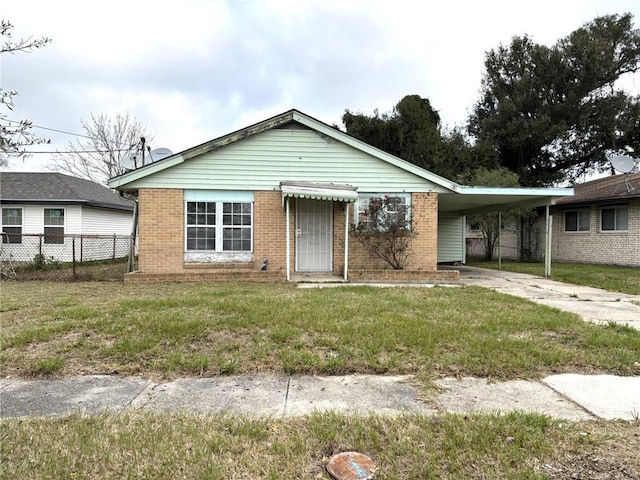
2,0,639,173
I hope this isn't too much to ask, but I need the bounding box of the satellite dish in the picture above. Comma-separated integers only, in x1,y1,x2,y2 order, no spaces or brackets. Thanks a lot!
609,153,638,174
119,151,139,170
148,148,173,163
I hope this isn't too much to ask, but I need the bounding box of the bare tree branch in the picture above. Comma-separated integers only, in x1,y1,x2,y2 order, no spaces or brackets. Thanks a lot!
0,20,51,166
47,112,155,184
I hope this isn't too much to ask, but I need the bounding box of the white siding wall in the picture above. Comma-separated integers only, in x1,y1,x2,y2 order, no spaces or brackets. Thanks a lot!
437,212,464,263
128,128,450,194
81,207,133,235
5,204,82,234
1,204,132,263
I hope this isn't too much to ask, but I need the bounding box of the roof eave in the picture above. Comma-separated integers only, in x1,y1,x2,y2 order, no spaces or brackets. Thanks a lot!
0,198,133,211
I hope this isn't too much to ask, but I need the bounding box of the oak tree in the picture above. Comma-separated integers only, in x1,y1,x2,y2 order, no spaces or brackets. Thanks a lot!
469,13,640,186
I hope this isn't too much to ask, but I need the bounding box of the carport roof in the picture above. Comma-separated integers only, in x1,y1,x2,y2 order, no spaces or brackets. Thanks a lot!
439,185,573,215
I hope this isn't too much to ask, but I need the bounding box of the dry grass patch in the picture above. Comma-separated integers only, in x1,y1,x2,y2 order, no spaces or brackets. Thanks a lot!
2,412,638,479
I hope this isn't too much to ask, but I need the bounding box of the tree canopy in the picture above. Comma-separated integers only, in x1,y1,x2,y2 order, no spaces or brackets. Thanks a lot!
0,20,51,166
343,95,447,176
342,95,498,182
469,13,640,186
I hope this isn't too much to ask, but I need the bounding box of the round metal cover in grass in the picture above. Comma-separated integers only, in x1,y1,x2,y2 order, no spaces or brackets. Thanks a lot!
326,451,376,480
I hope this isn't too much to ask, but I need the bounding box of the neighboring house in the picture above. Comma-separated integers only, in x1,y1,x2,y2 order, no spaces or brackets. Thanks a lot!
551,173,640,267
1,172,134,262
107,110,571,283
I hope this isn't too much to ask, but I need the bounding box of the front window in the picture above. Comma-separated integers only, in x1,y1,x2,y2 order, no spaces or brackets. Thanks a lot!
186,202,216,250
356,194,411,232
565,209,590,232
44,208,65,244
1,207,22,244
185,201,252,251
601,206,628,232
222,202,252,251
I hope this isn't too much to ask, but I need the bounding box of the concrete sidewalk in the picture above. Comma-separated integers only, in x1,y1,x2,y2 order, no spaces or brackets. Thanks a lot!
454,266,640,331
2,374,639,421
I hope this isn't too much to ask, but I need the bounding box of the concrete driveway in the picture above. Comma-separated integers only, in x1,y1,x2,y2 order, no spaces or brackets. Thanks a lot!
455,266,640,331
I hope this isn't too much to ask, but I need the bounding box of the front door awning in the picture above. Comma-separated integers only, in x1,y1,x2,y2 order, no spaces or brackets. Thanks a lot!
280,182,359,205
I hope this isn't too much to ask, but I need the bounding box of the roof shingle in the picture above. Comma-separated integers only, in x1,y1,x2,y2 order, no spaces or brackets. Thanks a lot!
557,173,640,206
0,172,134,211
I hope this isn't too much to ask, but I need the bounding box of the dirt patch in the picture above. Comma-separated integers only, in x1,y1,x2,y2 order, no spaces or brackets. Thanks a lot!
541,422,640,479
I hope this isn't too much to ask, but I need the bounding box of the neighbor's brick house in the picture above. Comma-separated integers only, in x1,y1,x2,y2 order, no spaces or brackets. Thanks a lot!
550,173,640,267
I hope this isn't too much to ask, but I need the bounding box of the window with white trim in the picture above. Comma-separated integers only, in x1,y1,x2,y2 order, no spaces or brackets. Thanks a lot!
564,209,590,232
356,194,411,230
44,208,65,244
186,201,253,251
1,207,22,244
601,206,628,232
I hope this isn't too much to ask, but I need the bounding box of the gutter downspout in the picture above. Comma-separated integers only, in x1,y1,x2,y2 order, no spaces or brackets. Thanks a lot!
128,196,138,273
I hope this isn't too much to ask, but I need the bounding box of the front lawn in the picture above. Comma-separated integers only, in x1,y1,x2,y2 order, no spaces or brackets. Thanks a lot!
2,281,639,380
3,281,640,479
467,259,640,295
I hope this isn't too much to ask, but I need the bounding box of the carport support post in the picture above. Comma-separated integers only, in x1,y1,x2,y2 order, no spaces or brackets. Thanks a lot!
285,196,291,282
344,202,349,281
498,211,502,271
544,205,552,278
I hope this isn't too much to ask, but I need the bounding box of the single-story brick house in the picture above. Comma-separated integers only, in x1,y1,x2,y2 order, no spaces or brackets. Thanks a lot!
1,172,134,262
107,110,572,283
550,173,640,266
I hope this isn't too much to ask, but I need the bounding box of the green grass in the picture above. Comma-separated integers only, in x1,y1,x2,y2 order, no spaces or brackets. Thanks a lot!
467,259,640,295
2,281,639,380
3,281,640,478
2,411,638,479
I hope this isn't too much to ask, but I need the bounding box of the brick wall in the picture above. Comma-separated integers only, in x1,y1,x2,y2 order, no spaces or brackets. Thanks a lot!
551,198,640,267
138,188,184,273
334,193,439,273
253,191,290,272
136,189,445,279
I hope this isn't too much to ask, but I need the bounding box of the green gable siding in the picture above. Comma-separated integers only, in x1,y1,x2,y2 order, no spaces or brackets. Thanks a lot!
125,129,450,193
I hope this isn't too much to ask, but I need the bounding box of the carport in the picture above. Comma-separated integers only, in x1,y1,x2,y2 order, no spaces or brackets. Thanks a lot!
437,185,573,276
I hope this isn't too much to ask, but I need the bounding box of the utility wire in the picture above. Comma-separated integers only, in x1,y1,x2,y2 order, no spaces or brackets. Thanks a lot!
4,118,94,139
4,118,142,149
13,149,130,154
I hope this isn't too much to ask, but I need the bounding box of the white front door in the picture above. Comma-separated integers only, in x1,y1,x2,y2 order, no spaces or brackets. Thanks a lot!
296,198,332,272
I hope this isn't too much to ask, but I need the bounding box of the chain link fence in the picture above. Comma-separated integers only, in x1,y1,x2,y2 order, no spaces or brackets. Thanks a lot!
1,233,136,281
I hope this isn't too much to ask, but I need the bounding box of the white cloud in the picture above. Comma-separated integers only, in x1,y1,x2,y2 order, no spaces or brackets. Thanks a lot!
2,0,638,172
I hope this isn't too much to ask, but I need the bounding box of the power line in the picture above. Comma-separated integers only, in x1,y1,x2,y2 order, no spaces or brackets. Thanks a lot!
13,149,130,154
4,119,142,149
4,118,93,139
